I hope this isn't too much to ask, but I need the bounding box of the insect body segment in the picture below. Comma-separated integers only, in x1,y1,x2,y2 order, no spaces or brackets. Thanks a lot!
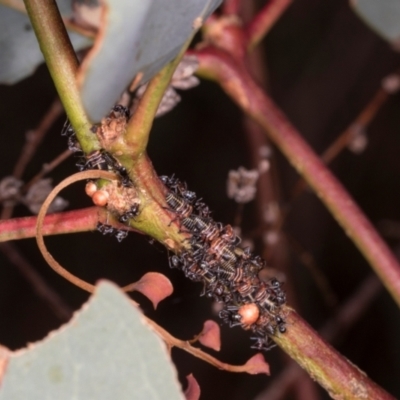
162,174,287,351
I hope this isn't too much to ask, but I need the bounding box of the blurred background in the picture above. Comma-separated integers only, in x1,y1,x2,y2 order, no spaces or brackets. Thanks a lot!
1,0,400,399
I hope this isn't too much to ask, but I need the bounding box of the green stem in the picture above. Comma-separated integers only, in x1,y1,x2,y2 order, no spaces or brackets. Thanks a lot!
122,34,200,162
23,0,97,154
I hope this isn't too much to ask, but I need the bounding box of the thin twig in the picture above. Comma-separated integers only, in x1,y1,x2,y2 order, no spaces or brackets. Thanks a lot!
288,235,338,309
23,149,73,192
13,99,64,180
145,316,267,374
246,0,293,50
1,100,64,220
0,242,72,321
292,88,389,198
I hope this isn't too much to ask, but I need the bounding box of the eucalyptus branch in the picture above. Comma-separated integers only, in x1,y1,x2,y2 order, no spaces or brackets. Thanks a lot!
23,0,97,154
0,207,129,242
194,46,400,309
272,307,394,399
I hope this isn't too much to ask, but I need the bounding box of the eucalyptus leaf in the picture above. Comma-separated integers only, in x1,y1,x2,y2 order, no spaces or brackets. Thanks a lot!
79,0,221,121
0,281,184,400
0,2,92,84
351,0,400,44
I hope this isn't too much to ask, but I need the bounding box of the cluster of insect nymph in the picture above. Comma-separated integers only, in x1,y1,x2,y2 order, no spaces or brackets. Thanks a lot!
161,175,287,351
61,105,139,241
61,105,287,351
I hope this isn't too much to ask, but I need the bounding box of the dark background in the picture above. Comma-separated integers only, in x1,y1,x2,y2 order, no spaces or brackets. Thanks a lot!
1,1,400,399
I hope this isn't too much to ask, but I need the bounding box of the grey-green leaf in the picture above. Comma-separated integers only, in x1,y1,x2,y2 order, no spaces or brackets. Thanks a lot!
351,0,400,44
0,2,92,85
0,281,184,400
79,0,221,122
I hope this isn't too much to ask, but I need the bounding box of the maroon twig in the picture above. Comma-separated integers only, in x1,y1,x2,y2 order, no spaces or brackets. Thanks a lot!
0,242,72,321
0,206,136,242
1,99,64,220
222,0,242,15
246,0,293,50
292,87,389,198
288,235,338,309
13,99,64,180
23,149,73,192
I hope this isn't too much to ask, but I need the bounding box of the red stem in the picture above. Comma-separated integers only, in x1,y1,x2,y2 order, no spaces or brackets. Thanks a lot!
194,46,400,308
222,0,242,15
0,207,135,242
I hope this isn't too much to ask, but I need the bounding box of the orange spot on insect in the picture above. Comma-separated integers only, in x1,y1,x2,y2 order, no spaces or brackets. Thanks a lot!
85,182,97,197
238,303,260,327
92,190,109,206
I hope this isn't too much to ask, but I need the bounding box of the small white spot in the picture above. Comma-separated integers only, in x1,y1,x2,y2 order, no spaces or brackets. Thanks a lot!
263,202,280,224
263,231,279,245
347,124,368,154
382,74,400,94
259,145,272,159
193,17,203,29
258,159,270,173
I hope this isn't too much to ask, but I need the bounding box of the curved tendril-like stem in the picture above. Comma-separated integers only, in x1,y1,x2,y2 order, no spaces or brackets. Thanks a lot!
144,315,265,374
245,0,293,51
35,170,140,294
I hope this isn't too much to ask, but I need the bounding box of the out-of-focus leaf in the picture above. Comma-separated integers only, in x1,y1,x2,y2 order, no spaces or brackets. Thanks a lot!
184,374,201,400
242,353,270,376
351,0,400,45
78,0,222,121
0,281,184,400
0,345,10,385
0,2,92,84
197,320,221,351
125,271,173,309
